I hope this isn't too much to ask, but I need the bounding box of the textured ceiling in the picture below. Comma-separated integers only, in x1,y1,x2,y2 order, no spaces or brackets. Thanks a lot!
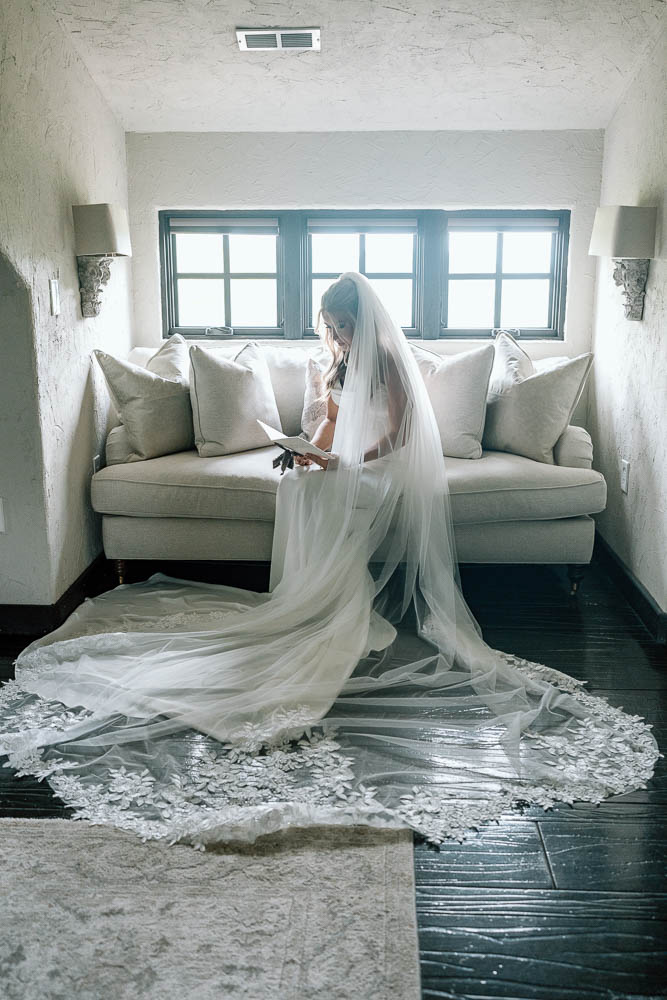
49,0,666,131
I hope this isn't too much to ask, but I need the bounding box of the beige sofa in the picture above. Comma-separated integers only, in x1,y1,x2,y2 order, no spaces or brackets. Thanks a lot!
91,344,607,587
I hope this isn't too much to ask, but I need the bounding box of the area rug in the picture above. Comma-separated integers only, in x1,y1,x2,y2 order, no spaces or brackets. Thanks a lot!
0,818,420,1000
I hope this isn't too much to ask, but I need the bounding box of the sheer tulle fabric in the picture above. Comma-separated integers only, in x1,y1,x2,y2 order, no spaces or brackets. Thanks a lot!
0,272,658,847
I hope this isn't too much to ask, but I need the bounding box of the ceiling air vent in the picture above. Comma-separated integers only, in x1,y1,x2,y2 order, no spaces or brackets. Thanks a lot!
236,28,321,51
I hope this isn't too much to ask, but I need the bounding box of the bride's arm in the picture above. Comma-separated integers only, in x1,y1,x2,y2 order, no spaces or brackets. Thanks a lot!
294,393,338,467
310,393,338,451
362,353,408,463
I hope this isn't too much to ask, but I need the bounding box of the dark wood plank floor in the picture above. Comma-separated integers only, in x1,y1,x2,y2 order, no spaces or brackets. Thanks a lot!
414,560,667,1000
1,558,665,998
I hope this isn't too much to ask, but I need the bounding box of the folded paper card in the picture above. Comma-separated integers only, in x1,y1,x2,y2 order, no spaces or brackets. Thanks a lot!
257,420,331,460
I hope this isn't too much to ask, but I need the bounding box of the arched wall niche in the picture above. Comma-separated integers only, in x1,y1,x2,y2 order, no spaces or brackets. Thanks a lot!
0,248,52,605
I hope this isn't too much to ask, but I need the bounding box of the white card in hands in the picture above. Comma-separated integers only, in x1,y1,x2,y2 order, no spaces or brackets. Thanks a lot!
256,420,332,460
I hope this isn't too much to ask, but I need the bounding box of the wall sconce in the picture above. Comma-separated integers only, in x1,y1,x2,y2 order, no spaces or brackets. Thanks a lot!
72,203,132,318
588,205,657,321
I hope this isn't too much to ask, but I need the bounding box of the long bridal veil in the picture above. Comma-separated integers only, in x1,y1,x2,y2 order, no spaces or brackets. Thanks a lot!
0,272,658,847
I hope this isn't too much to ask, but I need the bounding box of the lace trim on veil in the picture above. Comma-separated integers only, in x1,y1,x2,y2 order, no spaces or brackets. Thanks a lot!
0,651,659,850
0,269,660,849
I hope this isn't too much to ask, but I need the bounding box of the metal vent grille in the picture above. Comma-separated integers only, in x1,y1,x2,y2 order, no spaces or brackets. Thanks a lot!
246,33,278,49
237,28,321,51
281,32,314,48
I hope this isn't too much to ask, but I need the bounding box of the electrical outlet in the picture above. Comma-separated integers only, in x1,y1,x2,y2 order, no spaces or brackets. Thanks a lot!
92,454,101,475
0,498,5,533
621,459,630,494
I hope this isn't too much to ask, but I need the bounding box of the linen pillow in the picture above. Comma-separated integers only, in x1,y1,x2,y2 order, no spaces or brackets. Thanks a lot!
301,357,328,440
94,334,194,463
189,342,283,457
261,346,311,436
482,332,593,464
410,343,494,459
489,329,533,386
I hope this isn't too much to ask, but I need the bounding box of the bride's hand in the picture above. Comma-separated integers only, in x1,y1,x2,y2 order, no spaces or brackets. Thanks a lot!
293,454,312,467
305,453,339,470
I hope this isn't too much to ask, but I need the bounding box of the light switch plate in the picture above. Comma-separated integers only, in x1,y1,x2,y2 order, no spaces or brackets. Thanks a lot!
621,459,630,494
49,278,61,316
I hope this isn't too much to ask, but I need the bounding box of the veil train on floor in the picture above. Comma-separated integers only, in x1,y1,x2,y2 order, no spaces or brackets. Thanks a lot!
0,272,658,847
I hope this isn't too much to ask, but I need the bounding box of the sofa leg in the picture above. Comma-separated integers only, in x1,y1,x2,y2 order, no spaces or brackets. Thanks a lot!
567,564,586,596
114,559,126,586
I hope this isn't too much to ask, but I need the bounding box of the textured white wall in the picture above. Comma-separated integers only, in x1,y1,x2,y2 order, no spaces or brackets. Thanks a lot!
0,0,133,605
127,129,602,375
51,0,666,132
127,129,603,433
588,29,667,611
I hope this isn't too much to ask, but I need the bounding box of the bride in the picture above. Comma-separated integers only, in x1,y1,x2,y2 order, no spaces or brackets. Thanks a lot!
0,272,658,848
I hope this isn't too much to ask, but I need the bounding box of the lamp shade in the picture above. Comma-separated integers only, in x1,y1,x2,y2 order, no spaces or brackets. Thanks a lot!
72,203,132,256
588,205,656,259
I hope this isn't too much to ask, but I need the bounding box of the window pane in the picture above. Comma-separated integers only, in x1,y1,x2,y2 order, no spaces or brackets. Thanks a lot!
312,278,335,327
175,234,224,273
230,279,277,326
501,279,551,327
503,232,553,273
177,279,225,326
228,234,276,274
447,279,495,328
368,279,413,327
448,232,497,274
311,233,359,274
365,233,414,273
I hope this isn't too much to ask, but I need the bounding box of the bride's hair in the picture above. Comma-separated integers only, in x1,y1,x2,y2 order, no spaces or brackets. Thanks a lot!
316,276,359,394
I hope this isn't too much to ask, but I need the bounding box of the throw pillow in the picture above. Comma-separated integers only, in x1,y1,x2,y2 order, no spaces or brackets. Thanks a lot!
411,343,495,459
261,346,312,436
483,331,593,464
489,329,533,386
93,334,194,463
189,342,283,457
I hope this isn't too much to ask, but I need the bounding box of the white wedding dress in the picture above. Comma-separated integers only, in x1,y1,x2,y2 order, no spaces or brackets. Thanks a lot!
0,273,659,848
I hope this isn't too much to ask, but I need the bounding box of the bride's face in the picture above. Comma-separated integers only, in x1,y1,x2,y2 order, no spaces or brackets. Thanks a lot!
324,311,355,349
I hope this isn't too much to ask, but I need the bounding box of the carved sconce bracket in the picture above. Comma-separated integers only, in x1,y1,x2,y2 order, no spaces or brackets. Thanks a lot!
76,255,114,318
611,258,650,321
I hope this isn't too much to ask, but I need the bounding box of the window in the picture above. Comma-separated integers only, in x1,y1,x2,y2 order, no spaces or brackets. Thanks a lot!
307,216,418,332
443,211,569,338
161,214,281,335
159,209,569,340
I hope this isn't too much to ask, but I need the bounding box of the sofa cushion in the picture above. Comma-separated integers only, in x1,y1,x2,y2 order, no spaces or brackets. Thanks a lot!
189,343,282,457
444,451,605,523
489,328,533,383
411,343,494,459
92,446,606,526
483,332,593,464
260,346,311,436
93,447,282,522
94,334,194,462
128,343,308,437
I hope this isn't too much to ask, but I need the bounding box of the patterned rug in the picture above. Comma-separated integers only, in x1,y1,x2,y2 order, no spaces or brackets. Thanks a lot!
0,818,420,1000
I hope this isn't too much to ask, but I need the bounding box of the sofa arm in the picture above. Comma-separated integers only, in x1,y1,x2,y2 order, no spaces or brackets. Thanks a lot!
105,424,134,466
554,425,594,469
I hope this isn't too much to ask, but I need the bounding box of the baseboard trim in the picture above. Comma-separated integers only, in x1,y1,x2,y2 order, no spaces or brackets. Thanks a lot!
0,558,270,639
3,546,663,645
0,554,112,638
594,532,666,644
